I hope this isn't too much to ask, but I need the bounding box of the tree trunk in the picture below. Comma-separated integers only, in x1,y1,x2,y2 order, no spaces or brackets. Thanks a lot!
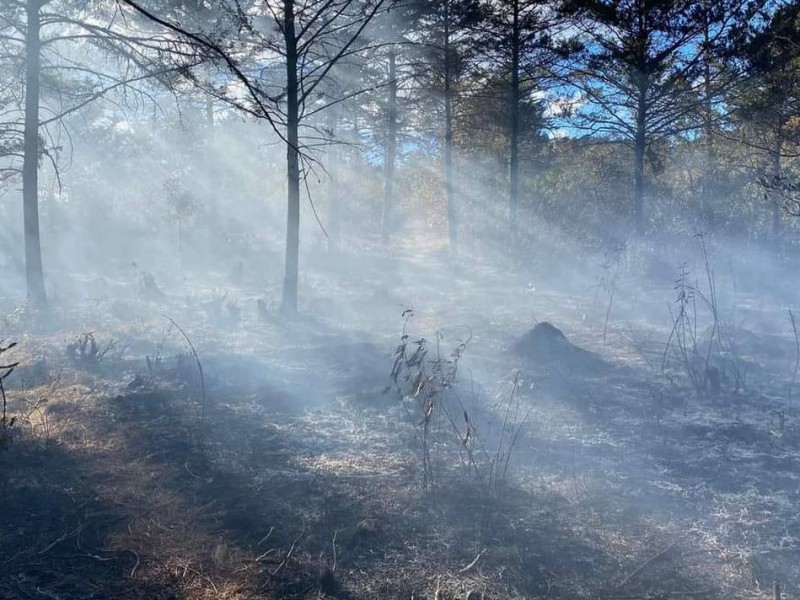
205,97,219,217
326,105,341,254
771,140,783,236
23,0,46,305
633,84,647,236
381,51,397,243
443,0,457,254
700,1,714,225
508,0,521,241
281,0,301,314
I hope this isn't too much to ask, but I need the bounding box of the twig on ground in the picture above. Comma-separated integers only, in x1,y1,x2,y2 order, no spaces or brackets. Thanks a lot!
615,538,682,590
254,548,276,562
258,526,275,546
332,529,338,572
458,548,486,574
129,550,140,578
37,523,87,555
271,521,306,577
184,461,201,479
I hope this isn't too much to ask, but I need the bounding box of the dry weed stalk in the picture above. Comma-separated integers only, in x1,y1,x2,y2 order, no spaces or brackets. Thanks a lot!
589,253,621,344
662,235,745,397
389,309,468,490
162,315,206,423
455,372,531,497
389,310,529,498
788,310,799,405
490,373,531,490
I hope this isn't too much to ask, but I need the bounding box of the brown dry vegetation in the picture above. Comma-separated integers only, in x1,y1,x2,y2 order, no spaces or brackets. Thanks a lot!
1,244,798,599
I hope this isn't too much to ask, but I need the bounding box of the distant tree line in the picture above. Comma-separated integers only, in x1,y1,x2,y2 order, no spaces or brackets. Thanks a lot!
0,0,798,310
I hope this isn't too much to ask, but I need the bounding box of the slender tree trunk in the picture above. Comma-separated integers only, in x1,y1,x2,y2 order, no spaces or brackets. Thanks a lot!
443,0,457,254
281,0,301,314
701,110,714,224
23,0,46,305
326,106,341,254
205,97,214,125
700,0,714,225
381,51,397,243
771,139,783,236
205,97,218,217
633,84,647,236
508,0,521,241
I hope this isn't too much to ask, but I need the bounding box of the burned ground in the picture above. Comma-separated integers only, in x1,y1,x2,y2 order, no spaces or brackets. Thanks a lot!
1,245,798,599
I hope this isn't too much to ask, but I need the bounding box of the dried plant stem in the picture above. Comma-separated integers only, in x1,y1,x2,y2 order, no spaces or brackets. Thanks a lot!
271,521,306,577
789,310,799,405
603,280,616,345
162,315,206,422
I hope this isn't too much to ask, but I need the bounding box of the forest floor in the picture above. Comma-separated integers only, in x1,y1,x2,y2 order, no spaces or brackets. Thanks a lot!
1,239,799,599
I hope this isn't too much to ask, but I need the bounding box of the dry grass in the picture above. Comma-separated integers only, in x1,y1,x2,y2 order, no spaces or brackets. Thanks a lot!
1,245,799,599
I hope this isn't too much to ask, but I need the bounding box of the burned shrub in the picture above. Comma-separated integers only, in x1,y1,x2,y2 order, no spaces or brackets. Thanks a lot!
0,341,18,448
66,333,114,367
